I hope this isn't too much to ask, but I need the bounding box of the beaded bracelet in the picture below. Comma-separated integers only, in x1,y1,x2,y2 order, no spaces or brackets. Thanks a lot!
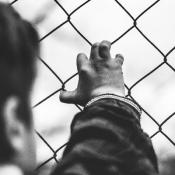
85,93,142,116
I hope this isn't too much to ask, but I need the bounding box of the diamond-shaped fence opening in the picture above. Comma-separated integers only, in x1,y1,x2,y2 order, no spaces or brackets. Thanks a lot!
3,0,175,174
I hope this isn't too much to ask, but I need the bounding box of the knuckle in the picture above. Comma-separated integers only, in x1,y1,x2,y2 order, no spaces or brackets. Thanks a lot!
79,65,90,75
92,42,100,48
101,40,109,46
77,52,85,58
112,61,122,69
99,43,108,50
116,54,124,60
115,54,124,65
101,40,111,48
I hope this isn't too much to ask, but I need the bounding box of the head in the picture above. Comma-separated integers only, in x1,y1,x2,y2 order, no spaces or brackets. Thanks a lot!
0,3,39,174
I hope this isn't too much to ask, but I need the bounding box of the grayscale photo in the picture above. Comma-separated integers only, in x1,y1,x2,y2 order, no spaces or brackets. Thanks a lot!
0,0,174,175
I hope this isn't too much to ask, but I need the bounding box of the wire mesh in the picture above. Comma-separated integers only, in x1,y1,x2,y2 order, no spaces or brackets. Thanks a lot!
9,0,175,173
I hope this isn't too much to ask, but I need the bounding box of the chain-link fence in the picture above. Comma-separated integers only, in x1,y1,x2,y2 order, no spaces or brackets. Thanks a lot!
8,0,175,174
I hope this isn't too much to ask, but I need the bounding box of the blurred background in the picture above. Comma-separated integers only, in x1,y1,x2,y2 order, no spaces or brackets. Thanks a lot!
1,0,175,174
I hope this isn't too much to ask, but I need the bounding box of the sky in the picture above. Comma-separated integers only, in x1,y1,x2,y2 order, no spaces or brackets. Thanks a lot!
1,0,175,172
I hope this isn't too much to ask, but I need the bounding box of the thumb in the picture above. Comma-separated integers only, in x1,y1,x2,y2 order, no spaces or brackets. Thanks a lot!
59,90,78,104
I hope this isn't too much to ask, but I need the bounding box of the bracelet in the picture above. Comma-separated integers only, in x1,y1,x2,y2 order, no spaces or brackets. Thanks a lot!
85,93,142,116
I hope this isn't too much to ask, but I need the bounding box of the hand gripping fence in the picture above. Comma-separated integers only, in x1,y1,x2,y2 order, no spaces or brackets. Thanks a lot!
10,0,175,173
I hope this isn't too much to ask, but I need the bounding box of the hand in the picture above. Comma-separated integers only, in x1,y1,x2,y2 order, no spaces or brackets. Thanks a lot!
60,40,125,106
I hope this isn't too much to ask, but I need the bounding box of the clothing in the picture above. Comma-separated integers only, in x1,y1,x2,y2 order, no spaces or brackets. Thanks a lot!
51,98,158,175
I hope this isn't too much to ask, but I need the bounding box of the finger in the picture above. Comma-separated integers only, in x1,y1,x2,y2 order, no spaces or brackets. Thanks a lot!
115,54,124,65
77,53,89,73
99,40,111,59
59,90,77,104
90,42,100,60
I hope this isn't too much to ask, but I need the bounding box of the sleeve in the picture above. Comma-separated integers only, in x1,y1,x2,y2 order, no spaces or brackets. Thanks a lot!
51,98,158,175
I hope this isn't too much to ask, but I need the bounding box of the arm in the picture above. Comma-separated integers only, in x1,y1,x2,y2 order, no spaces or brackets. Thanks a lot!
51,41,158,175
52,98,158,175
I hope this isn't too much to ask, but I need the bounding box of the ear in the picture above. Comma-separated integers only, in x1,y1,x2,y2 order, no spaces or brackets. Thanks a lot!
3,96,25,153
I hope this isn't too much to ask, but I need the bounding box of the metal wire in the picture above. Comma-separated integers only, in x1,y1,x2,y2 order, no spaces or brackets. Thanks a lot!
10,0,175,172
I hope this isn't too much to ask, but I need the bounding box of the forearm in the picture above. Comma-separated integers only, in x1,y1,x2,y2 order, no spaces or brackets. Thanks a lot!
52,99,158,175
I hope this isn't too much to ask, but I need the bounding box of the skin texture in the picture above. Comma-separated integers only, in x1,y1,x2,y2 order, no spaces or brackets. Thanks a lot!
60,40,125,106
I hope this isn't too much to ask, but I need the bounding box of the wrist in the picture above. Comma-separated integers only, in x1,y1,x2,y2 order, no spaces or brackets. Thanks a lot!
85,93,142,116
90,87,125,99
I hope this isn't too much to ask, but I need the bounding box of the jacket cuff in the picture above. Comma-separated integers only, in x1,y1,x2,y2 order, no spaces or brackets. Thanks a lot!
84,94,142,120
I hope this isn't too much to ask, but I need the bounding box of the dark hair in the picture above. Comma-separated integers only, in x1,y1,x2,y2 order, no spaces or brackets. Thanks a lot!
0,3,39,162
